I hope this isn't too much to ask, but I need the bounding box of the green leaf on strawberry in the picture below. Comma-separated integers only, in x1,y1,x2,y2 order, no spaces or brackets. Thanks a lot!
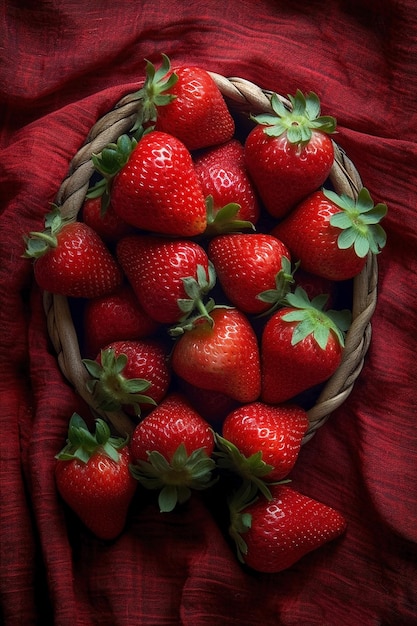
55,413,127,464
252,90,336,144
132,53,179,131
178,261,217,322
83,348,157,416
204,195,256,236
214,433,276,500
87,134,138,210
130,442,217,513
256,256,298,315
324,187,387,257
283,287,351,349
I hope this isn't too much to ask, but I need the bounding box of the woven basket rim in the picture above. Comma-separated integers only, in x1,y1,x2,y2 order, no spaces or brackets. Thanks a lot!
45,74,378,440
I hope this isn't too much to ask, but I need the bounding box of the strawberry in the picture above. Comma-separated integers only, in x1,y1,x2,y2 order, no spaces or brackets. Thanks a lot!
91,131,207,237
261,287,351,404
82,339,171,417
193,139,260,233
81,196,133,242
215,402,309,497
134,53,235,150
293,267,337,309
82,284,160,358
228,483,346,573
176,378,239,431
24,207,123,298
129,393,216,512
55,413,137,540
271,187,387,281
244,90,336,219
208,233,293,314
171,306,261,404
116,235,215,324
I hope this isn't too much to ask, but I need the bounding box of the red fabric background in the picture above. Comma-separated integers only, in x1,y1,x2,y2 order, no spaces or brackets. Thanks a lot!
1,1,417,624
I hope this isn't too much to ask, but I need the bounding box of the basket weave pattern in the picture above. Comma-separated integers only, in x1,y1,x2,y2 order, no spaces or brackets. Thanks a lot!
43,75,378,442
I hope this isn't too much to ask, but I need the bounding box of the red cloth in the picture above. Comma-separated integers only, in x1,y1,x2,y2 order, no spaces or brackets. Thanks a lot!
1,1,417,624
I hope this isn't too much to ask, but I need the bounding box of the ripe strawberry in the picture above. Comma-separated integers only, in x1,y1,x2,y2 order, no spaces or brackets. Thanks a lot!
215,402,309,497
24,207,123,298
116,235,215,325
261,287,351,404
171,306,261,403
244,90,336,219
228,483,346,573
134,53,235,150
208,233,293,314
91,131,207,237
176,378,239,431
82,284,160,358
129,393,216,512
271,187,387,281
81,196,133,242
55,413,137,540
82,339,171,417
193,139,260,233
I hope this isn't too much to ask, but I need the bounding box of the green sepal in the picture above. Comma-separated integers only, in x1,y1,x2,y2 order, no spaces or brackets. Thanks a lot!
256,257,299,316
129,443,217,512
282,287,351,349
168,298,219,337
55,413,127,464
86,134,138,211
203,196,255,236
214,433,276,501
177,262,217,324
130,53,179,132
251,90,336,144
324,187,387,258
82,348,156,417
227,481,260,563
23,205,69,259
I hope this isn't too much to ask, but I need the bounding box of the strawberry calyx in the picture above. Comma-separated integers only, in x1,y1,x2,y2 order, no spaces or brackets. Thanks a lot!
87,134,138,211
23,206,70,258
204,196,255,236
256,256,298,316
82,348,156,417
131,53,179,132
324,187,387,257
214,433,286,501
282,287,351,349
130,442,217,512
227,481,260,563
252,90,336,144
177,261,217,322
55,413,127,464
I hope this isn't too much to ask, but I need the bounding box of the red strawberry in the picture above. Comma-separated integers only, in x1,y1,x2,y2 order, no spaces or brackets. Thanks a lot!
271,187,387,281
24,207,123,298
229,483,346,573
81,196,133,242
55,413,137,540
171,306,261,403
244,90,336,219
208,233,293,314
82,339,171,417
261,287,351,404
193,139,260,233
83,284,160,358
135,53,235,150
129,393,216,512
116,235,215,325
91,131,207,237
216,402,309,497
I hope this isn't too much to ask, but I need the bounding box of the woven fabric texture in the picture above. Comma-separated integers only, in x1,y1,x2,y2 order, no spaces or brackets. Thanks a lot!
1,1,416,624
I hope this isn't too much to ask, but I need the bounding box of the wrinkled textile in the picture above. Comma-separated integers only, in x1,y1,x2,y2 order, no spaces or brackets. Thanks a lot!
1,1,417,624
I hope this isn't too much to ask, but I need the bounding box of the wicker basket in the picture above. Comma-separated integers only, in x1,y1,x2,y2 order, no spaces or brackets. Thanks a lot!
43,74,378,442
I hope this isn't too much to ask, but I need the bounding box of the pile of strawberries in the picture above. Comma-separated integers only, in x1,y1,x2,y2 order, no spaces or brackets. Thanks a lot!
24,54,387,573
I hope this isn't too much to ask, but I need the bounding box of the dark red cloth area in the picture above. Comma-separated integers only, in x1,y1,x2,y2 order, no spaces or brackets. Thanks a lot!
1,1,417,624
